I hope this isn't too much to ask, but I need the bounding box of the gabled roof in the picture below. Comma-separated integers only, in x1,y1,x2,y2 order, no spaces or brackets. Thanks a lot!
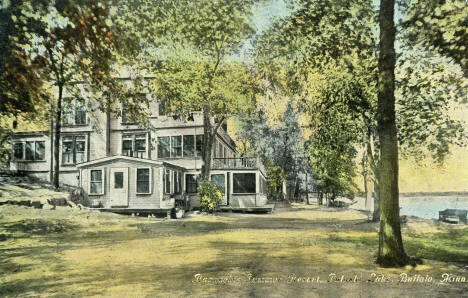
76,155,185,171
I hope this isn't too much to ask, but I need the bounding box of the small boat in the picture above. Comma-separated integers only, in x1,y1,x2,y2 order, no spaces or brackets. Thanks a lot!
439,209,467,224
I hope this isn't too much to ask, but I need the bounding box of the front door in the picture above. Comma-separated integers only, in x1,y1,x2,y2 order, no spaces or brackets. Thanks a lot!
211,173,227,205
110,168,128,206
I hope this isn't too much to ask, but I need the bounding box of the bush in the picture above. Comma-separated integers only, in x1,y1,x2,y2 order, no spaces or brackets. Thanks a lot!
198,180,223,212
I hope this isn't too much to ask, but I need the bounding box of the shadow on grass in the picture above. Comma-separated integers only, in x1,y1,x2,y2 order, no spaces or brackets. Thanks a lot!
0,218,79,236
405,229,468,265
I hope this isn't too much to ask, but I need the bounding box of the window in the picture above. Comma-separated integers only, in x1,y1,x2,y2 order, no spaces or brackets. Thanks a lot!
195,135,203,157
183,135,195,157
122,135,133,157
122,133,147,158
90,170,103,194
121,105,137,124
14,143,23,159
62,136,86,165
134,134,147,158
114,172,124,189
211,174,225,194
185,174,199,193
164,169,171,194
158,100,168,116
171,136,182,157
174,171,182,194
159,134,204,158
158,137,170,158
75,137,85,163
136,168,151,194
23,141,45,161
75,101,86,125
26,141,34,160
233,173,256,194
63,98,74,125
62,139,73,164
63,98,87,125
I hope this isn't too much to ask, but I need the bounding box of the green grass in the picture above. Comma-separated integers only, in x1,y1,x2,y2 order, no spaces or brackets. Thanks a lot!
0,203,467,297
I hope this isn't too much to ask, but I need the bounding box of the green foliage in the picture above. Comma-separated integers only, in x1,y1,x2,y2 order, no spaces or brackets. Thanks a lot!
0,0,48,117
401,0,468,77
396,49,467,163
198,180,223,212
305,71,365,198
124,0,259,178
255,0,377,90
263,161,285,194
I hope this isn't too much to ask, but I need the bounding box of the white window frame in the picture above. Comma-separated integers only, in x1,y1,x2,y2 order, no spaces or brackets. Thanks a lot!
13,142,24,160
157,136,171,158
63,97,87,126
171,135,182,158
136,167,152,195
185,173,199,194
164,169,172,194
61,135,87,165
89,168,105,195
121,133,148,158
173,171,182,194
231,171,257,195
22,140,46,161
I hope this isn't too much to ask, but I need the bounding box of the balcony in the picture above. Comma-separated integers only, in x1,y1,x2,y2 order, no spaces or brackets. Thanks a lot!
212,157,266,174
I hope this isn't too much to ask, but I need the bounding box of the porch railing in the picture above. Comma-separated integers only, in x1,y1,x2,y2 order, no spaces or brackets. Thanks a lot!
212,157,265,173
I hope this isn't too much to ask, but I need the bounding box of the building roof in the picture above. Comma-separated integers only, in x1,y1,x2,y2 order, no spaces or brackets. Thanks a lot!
76,155,186,171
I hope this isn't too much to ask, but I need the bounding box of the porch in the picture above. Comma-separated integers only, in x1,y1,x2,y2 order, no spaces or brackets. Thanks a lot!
212,157,266,175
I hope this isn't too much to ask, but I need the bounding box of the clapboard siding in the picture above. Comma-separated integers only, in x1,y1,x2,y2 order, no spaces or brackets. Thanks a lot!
81,159,163,209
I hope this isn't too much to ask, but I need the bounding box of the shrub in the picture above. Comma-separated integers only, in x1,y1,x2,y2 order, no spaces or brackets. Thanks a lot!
198,180,223,212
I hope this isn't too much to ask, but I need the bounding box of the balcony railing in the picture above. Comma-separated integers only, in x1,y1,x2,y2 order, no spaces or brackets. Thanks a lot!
212,157,265,174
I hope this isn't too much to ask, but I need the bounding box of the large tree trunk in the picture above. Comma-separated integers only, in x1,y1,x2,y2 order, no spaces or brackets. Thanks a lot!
376,0,408,267
53,84,63,189
372,181,380,222
201,107,214,180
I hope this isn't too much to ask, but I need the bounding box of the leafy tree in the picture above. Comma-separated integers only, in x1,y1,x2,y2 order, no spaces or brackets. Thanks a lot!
254,0,467,266
8,0,120,188
238,101,307,200
401,0,468,77
396,49,467,164
127,0,258,180
0,0,50,161
0,0,48,119
305,70,370,205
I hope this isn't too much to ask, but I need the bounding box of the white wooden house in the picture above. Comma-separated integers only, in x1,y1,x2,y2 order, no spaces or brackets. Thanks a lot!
9,83,271,215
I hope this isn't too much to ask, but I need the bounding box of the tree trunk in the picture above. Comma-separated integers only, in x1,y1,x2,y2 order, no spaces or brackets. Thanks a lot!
372,184,380,222
376,0,408,267
201,107,213,180
49,115,54,183
53,84,63,189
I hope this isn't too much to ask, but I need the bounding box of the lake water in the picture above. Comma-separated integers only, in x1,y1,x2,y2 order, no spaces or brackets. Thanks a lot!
400,196,468,220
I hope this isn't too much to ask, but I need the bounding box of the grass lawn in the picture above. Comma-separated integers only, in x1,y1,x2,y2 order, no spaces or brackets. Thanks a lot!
1,195,468,297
